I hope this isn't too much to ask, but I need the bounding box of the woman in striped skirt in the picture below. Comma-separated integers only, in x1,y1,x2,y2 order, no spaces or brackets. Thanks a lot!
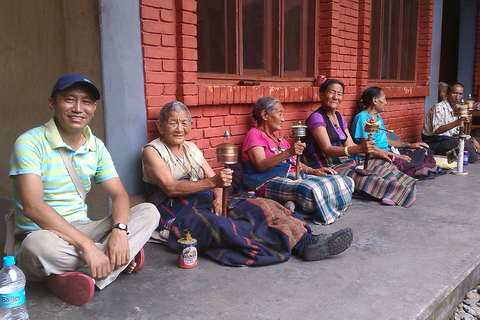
241,96,355,225
303,79,417,207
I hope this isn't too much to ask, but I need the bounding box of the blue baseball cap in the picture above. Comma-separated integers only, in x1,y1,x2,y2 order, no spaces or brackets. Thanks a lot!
50,73,101,100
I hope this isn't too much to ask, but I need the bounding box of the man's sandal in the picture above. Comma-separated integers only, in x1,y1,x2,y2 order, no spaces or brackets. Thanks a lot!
46,271,95,306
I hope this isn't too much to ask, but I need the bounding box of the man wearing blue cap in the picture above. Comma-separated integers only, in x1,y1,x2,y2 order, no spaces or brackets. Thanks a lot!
8,73,159,306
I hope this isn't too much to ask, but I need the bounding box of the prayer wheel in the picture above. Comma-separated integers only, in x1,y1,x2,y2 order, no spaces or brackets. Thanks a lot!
465,94,475,111
454,102,469,136
454,103,469,118
215,132,238,165
291,120,308,139
364,121,380,134
215,130,237,217
465,96,476,136
291,120,308,179
355,119,379,176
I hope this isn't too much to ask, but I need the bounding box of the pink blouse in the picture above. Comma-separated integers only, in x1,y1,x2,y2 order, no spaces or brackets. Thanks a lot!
242,127,296,171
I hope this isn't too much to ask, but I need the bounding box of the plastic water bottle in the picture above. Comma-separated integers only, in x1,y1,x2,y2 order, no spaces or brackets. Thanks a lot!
0,256,28,320
463,150,469,165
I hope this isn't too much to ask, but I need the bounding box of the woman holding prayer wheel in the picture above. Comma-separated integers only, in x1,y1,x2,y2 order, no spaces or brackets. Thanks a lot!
351,86,437,178
142,101,232,229
303,79,417,207
242,96,355,225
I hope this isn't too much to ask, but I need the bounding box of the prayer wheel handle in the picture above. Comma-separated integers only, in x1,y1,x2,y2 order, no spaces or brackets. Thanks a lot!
291,120,307,179
215,130,238,217
355,119,378,176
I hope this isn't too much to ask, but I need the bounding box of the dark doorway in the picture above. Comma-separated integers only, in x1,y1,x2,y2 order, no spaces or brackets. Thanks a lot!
438,0,460,84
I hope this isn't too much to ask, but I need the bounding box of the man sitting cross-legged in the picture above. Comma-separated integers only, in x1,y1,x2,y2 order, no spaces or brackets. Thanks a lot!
8,73,159,305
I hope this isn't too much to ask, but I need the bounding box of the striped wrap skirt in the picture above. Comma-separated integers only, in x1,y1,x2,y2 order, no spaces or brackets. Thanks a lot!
334,158,417,207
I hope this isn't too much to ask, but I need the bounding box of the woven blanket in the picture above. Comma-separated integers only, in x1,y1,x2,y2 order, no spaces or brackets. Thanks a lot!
335,158,417,207
393,148,436,177
168,193,309,267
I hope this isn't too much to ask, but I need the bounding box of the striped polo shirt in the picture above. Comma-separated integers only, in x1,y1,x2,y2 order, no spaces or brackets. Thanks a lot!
9,118,119,234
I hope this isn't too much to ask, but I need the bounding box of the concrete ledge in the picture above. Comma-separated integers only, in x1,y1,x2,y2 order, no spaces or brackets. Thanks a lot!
420,256,480,320
7,165,480,319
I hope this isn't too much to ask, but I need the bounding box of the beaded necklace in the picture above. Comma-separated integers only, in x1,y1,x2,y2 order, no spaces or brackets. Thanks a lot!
161,140,203,181
327,114,339,129
258,128,285,153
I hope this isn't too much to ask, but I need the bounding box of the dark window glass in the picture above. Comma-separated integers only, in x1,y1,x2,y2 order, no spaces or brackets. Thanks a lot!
243,0,265,70
198,0,315,79
369,0,419,80
197,0,226,73
284,0,302,72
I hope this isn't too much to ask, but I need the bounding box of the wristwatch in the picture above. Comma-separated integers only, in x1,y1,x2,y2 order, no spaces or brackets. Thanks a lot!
112,223,129,234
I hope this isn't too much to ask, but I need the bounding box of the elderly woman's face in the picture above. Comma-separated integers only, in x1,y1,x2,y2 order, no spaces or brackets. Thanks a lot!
263,102,284,132
321,83,343,111
158,110,191,146
373,91,387,113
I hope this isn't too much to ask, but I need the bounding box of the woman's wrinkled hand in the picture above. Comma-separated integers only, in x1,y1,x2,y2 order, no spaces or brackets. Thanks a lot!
410,142,429,149
471,138,480,153
371,150,395,162
289,141,306,156
212,197,223,216
312,167,337,176
358,139,376,154
212,168,233,188
397,154,412,162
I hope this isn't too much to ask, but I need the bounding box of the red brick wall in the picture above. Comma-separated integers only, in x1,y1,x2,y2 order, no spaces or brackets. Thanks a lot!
140,0,433,169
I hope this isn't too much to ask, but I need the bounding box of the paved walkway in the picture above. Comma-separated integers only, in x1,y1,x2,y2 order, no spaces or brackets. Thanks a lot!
1,163,480,320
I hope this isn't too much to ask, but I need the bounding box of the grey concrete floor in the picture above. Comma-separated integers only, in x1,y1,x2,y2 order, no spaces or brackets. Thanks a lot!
2,163,480,320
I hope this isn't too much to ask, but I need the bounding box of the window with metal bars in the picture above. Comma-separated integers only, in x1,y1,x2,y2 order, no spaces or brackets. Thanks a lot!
197,0,316,83
369,0,419,81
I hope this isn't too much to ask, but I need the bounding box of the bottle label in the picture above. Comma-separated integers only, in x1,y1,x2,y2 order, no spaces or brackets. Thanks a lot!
0,288,26,308
464,151,469,165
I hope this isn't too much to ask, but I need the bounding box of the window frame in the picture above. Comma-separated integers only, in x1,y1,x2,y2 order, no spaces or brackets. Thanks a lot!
368,0,420,83
197,0,317,86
